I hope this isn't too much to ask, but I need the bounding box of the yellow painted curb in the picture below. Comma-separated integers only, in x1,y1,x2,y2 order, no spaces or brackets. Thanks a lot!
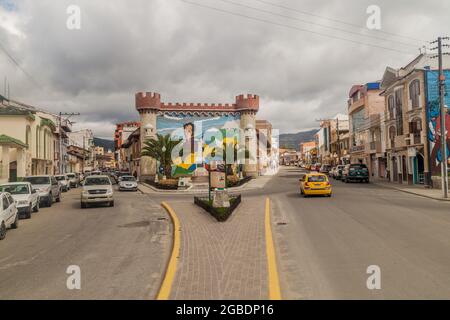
157,202,181,300
265,198,282,300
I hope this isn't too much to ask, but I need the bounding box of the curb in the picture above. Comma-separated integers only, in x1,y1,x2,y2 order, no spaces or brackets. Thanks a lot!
138,179,268,195
372,182,450,202
156,202,181,300
265,198,282,300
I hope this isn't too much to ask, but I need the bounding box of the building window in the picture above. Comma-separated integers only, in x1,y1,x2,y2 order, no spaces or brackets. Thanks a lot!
410,117,422,144
388,95,395,120
409,79,420,109
389,126,396,148
395,89,403,136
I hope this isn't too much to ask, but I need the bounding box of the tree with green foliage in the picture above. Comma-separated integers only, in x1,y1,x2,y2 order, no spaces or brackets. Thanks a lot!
141,134,180,178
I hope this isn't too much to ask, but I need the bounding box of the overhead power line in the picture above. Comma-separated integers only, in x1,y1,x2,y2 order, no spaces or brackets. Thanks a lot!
0,42,42,89
252,0,426,44
215,0,421,48
181,0,414,55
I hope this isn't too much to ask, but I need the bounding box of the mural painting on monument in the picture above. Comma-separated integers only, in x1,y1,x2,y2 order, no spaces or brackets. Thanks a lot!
156,114,242,177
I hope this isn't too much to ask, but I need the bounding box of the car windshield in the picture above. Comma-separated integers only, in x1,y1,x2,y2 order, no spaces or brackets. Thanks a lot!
67,174,76,178
121,176,136,182
55,176,66,181
308,175,327,182
84,177,110,186
0,184,29,195
24,176,50,185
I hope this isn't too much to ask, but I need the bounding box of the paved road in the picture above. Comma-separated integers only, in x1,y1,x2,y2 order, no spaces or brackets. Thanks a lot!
269,166,450,299
0,186,171,299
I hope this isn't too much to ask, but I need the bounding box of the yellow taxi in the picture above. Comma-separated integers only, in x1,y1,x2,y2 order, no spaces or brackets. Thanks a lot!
300,173,332,197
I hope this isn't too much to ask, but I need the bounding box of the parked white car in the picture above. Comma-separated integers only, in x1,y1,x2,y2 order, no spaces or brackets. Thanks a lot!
23,175,61,207
0,182,40,219
67,173,80,188
0,192,19,240
55,174,70,192
81,175,114,208
118,175,138,191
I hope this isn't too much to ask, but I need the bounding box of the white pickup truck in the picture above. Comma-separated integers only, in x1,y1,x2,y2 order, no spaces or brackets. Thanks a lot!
0,182,40,219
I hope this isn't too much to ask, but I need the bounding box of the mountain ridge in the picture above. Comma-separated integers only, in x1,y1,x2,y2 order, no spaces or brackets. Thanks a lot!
279,129,318,151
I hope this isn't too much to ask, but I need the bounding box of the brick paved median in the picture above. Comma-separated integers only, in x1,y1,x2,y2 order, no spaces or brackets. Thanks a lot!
168,197,268,300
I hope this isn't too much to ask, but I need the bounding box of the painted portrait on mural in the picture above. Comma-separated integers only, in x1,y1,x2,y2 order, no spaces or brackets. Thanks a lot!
426,70,450,175
157,114,241,177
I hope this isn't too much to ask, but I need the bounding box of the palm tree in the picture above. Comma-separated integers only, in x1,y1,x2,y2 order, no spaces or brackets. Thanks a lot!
141,134,180,178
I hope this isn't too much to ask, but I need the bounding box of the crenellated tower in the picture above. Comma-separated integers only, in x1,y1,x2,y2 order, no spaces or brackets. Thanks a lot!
236,94,259,178
135,92,160,180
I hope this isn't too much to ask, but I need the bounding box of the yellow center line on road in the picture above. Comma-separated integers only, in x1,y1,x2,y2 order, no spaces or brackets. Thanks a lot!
157,202,181,300
265,197,282,300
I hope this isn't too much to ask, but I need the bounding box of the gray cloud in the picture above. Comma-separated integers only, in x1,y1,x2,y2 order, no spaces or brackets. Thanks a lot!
1,0,449,138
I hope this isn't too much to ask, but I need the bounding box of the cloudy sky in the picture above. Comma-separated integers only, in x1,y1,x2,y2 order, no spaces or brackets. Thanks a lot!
0,0,449,138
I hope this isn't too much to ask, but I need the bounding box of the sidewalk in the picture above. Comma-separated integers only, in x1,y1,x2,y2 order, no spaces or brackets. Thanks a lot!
138,175,273,195
166,197,269,300
372,178,450,202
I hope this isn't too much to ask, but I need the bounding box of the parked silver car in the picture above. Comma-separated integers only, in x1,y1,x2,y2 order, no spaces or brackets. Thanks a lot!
67,173,80,188
0,192,19,240
0,182,40,219
55,174,71,192
23,175,61,207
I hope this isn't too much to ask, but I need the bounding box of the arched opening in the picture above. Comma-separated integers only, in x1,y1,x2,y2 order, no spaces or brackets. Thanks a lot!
36,125,40,158
416,153,425,184
43,129,47,160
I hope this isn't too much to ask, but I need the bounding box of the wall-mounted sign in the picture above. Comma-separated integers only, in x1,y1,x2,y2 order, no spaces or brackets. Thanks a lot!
210,171,226,189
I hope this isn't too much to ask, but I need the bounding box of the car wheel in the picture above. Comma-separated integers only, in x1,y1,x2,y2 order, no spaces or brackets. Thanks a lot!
11,214,19,229
0,222,6,240
47,195,52,207
81,202,87,209
56,193,61,203
26,205,32,219
33,201,40,212
109,201,114,207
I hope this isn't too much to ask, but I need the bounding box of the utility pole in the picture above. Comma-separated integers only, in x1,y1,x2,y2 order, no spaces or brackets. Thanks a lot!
336,118,341,165
430,37,449,198
438,37,449,198
58,112,80,174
